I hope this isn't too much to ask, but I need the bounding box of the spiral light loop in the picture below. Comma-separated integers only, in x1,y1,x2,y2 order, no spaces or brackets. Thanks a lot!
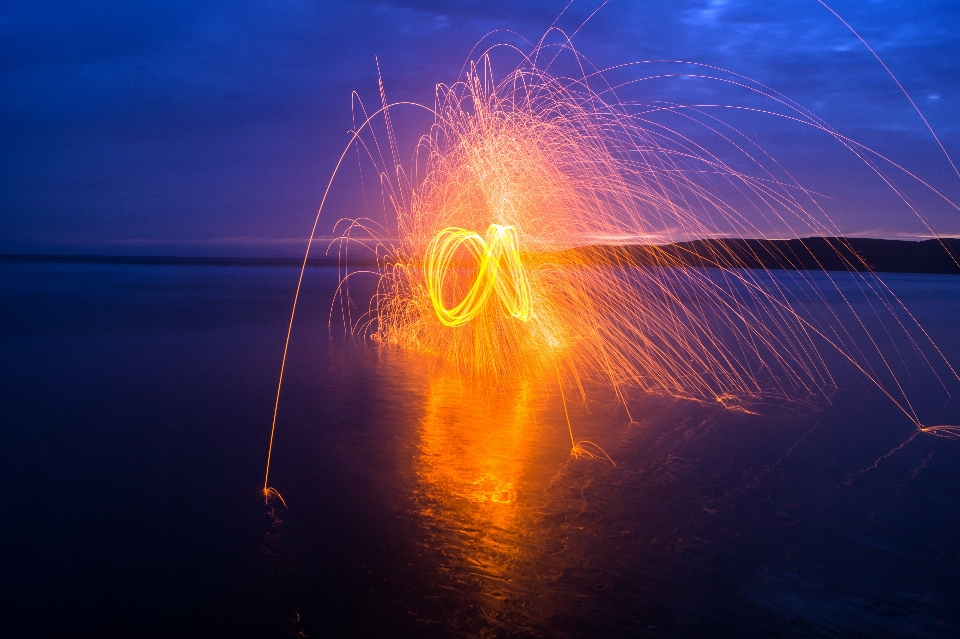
425,224,532,327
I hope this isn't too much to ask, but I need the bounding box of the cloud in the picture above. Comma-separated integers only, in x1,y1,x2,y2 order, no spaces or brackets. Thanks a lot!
1,0,958,253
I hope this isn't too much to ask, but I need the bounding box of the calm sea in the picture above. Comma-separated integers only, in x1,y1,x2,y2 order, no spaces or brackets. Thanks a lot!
1,261,959,637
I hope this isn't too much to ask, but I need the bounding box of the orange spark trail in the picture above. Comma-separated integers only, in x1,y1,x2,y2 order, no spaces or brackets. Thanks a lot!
265,29,960,498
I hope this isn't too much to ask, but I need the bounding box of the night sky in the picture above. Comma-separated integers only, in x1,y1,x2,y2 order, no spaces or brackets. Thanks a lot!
2,0,958,256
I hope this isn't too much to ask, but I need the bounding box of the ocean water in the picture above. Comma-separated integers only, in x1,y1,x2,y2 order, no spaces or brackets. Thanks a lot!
1,261,959,637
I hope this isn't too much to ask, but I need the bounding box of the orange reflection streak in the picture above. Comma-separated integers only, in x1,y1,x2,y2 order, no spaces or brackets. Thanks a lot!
416,369,538,561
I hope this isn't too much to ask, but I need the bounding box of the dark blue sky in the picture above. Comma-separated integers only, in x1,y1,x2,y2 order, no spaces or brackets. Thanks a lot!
2,0,958,255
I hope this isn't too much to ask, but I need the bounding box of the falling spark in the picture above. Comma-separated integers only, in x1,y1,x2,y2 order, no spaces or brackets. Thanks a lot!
264,30,960,501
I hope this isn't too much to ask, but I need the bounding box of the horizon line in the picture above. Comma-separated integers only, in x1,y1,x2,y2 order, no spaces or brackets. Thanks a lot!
2,236,959,271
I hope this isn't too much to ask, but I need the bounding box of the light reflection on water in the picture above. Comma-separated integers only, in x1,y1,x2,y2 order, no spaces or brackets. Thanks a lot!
416,372,536,595
413,369,571,605
418,371,533,508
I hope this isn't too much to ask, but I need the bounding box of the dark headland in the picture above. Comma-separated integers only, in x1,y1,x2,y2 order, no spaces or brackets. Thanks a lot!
3,237,959,274
572,237,960,275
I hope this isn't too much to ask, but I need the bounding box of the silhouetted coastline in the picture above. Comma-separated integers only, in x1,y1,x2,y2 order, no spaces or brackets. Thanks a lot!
573,237,960,275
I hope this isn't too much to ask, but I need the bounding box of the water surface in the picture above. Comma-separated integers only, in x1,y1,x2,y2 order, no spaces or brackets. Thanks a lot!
2,262,959,637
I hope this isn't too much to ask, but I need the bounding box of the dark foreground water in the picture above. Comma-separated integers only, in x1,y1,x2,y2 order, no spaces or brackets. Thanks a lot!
2,262,959,638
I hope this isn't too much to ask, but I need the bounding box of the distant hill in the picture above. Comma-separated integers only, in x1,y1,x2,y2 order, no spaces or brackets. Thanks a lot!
572,237,960,275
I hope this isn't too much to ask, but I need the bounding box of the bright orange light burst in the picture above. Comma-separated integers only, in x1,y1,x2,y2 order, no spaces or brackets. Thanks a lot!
263,34,960,501
363,47,958,444
375,59,837,402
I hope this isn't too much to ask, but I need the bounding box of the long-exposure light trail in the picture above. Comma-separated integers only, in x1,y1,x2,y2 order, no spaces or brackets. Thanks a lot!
263,25,960,503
